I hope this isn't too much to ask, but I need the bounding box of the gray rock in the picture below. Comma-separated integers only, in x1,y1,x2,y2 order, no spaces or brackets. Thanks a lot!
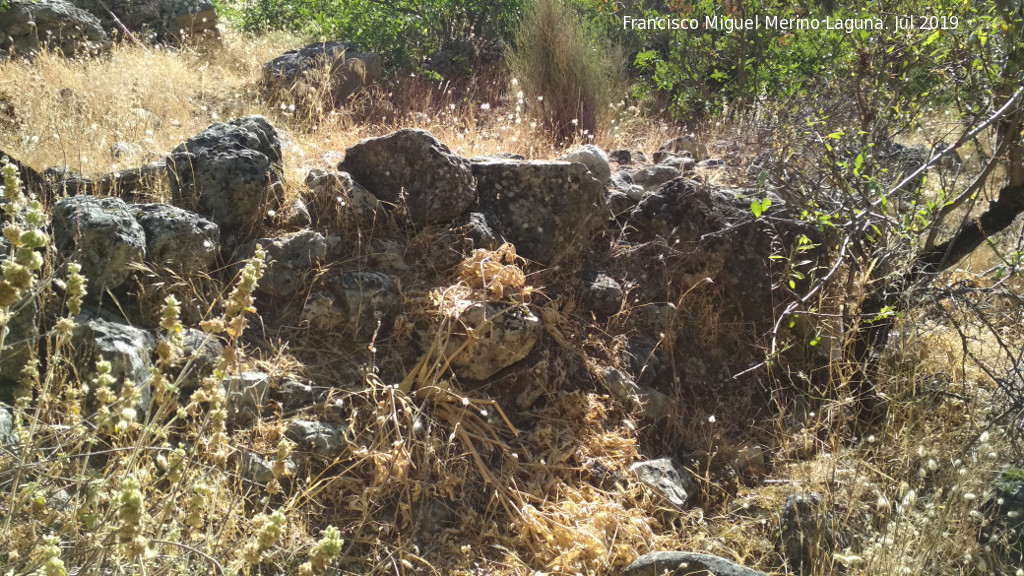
604,189,636,215
68,0,217,43
608,149,631,165
162,0,218,42
238,449,295,485
472,160,605,265
224,371,269,428
301,291,345,331
274,377,319,410
624,551,767,576
980,468,1024,570
285,419,345,458
620,337,671,388
302,169,382,229
582,270,622,319
0,405,15,450
629,180,823,322
453,212,500,250
561,144,611,184
264,42,382,105
630,458,696,509
94,162,169,200
284,197,312,228
72,316,154,412
324,270,400,340
52,196,147,293
0,0,110,58
234,230,326,299
779,492,847,575
661,154,696,172
0,293,37,394
630,165,680,192
696,158,726,169
131,203,219,273
426,39,500,79
600,367,669,420
446,302,541,381
339,129,475,225
601,366,638,400
168,115,283,240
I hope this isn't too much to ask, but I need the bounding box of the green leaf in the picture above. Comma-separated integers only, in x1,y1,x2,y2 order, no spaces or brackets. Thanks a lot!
923,30,941,46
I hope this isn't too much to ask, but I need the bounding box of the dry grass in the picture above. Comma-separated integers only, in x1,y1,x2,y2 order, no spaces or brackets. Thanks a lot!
2,26,1023,576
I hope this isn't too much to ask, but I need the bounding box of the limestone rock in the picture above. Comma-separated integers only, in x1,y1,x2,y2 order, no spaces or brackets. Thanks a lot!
302,169,382,230
624,552,767,576
264,42,381,105
629,179,823,322
166,328,223,391
168,115,283,241
52,196,147,293
630,458,697,509
234,230,326,299
131,203,220,273
446,302,541,381
72,316,154,412
285,419,346,458
561,144,611,184
472,160,605,264
224,371,269,428
325,270,400,339
339,129,475,225
0,0,110,58
581,270,622,319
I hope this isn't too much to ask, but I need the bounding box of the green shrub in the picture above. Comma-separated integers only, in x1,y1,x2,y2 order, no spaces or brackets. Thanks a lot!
219,0,523,70
507,0,624,143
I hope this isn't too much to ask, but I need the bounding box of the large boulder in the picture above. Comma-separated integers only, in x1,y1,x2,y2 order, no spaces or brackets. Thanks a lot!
264,42,382,105
338,129,476,225
472,160,605,264
445,302,541,381
629,179,822,322
0,0,110,58
624,552,767,576
67,0,217,43
52,196,147,293
72,316,154,413
234,230,326,299
131,203,220,273
168,116,283,242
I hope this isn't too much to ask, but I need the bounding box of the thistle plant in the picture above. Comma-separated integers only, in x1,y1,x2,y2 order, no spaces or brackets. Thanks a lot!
297,526,343,576
0,157,49,355
242,509,286,565
267,436,295,496
36,534,66,576
116,477,147,558
189,245,266,466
